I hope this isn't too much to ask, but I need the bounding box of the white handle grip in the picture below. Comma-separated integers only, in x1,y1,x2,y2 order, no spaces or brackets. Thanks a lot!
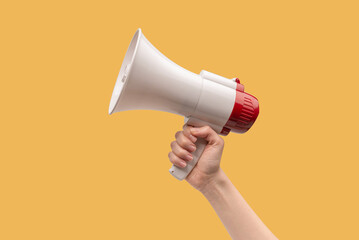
169,137,207,181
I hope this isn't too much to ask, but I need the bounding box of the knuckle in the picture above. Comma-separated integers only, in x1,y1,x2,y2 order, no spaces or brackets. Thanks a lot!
168,153,177,163
179,139,192,151
204,126,211,132
168,152,175,163
171,157,182,166
185,138,192,146
175,131,181,138
173,145,184,156
177,135,186,146
178,149,187,158
183,126,191,135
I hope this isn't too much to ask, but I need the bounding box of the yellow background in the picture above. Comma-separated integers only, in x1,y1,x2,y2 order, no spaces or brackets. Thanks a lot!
1,0,358,239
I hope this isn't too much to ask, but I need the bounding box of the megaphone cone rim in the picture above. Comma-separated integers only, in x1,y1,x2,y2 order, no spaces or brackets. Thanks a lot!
108,28,142,115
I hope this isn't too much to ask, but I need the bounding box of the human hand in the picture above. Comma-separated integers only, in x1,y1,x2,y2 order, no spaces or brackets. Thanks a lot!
168,125,224,192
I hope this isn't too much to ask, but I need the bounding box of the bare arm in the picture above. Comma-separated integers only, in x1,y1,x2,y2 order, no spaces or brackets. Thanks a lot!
168,126,277,240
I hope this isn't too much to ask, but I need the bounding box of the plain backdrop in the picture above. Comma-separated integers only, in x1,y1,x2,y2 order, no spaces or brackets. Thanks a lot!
1,0,358,239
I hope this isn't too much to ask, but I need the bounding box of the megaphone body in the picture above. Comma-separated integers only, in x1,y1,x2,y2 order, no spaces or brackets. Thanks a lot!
109,29,259,180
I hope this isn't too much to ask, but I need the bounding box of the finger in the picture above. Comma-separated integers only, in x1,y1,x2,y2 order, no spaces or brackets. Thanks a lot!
168,152,187,168
171,141,193,161
190,126,224,146
182,125,197,143
175,131,196,152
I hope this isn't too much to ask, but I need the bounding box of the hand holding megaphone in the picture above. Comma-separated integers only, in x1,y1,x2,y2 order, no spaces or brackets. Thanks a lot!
109,29,259,180
169,125,224,186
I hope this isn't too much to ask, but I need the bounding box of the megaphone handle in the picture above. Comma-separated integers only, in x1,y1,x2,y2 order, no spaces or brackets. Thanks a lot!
169,137,207,181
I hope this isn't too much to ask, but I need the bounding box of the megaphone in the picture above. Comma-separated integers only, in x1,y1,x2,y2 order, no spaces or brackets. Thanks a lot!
109,29,259,180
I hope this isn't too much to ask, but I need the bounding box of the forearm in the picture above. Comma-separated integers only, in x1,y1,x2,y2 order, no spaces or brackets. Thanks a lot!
201,169,277,240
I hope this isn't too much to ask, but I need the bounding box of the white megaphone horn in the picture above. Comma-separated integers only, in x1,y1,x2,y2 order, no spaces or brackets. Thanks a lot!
109,29,259,180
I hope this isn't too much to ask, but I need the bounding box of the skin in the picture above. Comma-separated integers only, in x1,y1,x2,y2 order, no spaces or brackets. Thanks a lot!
168,125,278,240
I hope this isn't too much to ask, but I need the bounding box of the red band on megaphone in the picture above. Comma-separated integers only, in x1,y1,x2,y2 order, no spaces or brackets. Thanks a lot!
221,83,259,135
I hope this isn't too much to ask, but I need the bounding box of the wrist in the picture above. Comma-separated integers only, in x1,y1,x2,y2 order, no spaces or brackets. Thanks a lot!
199,169,229,196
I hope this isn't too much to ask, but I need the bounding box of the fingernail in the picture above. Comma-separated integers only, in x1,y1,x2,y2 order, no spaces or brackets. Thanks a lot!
186,154,193,161
179,160,187,167
189,144,196,152
189,135,197,142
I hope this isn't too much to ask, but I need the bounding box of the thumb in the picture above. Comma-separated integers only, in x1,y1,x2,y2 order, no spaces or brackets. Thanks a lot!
190,126,224,146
